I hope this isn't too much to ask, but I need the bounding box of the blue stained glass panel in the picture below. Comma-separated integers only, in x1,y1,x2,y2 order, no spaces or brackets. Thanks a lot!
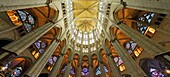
35,41,41,49
28,15,35,25
13,67,22,76
17,10,26,21
24,23,32,32
82,68,89,76
41,42,46,48
17,10,35,32
150,68,165,77
70,66,75,75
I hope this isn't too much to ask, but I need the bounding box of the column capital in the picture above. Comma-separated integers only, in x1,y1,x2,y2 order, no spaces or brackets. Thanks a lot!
110,38,117,43
67,60,72,64
60,53,65,56
120,1,127,7
46,0,52,4
89,64,93,68
55,39,61,42
78,64,82,67
106,52,112,57
48,19,55,24
117,21,123,25
99,60,104,64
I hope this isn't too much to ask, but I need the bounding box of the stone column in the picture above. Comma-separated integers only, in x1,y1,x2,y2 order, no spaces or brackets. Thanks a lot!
102,43,121,77
0,16,64,65
0,0,48,12
0,26,21,35
0,22,55,65
98,61,106,77
128,18,170,37
103,13,169,56
63,52,74,77
123,0,170,14
48,45,67,77
89,65,94,77
118,23,168,56
110,39,146,77
156,28,170,37
96,50,106,77
88,51,94,77
76,52,82,77
24,40,60,77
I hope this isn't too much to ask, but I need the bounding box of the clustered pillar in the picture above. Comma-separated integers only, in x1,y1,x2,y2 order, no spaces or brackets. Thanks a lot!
0,0,48,12
102,43,121,77
76,52,82,77
24,40,60,77
110,38,147,77
96,43,106,77
63,52,74,77
48,45,67,77
0,22,55,65
88,52,94,77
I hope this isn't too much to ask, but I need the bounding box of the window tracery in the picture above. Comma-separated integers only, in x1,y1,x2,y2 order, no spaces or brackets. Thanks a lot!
125,40,137,54
95,66,108,75
31,40,47,59
124,40,143,58
81,67,89,76
17,10,35,32
0,61,25,77
137,13,155,34
150,68,165,77
61,65,75,75
48,56,57,65
113,57,126,71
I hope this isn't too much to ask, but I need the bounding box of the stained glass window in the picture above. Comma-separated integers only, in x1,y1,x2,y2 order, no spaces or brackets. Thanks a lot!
4,66,22,77
62,65,67,72
89,33,94,44
32,40,47,59
91,46,96,52
82,48,88,53
0,62,23,77
70,66,75,75
83,34,88,45
61,65,75,75
137,13,155,34
94,30,99,41
114,57,123,66
17,10,35,32
96,67,101,75
48,56,57,65
125,41,137,54
12,67,22,76
150,68,165,77
28,15,35,24
81,68,89,76
113,57,126,71
72,29,77,40
17,11,26,21
96,66,108,75
34,41,46,53
77,32,82,44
